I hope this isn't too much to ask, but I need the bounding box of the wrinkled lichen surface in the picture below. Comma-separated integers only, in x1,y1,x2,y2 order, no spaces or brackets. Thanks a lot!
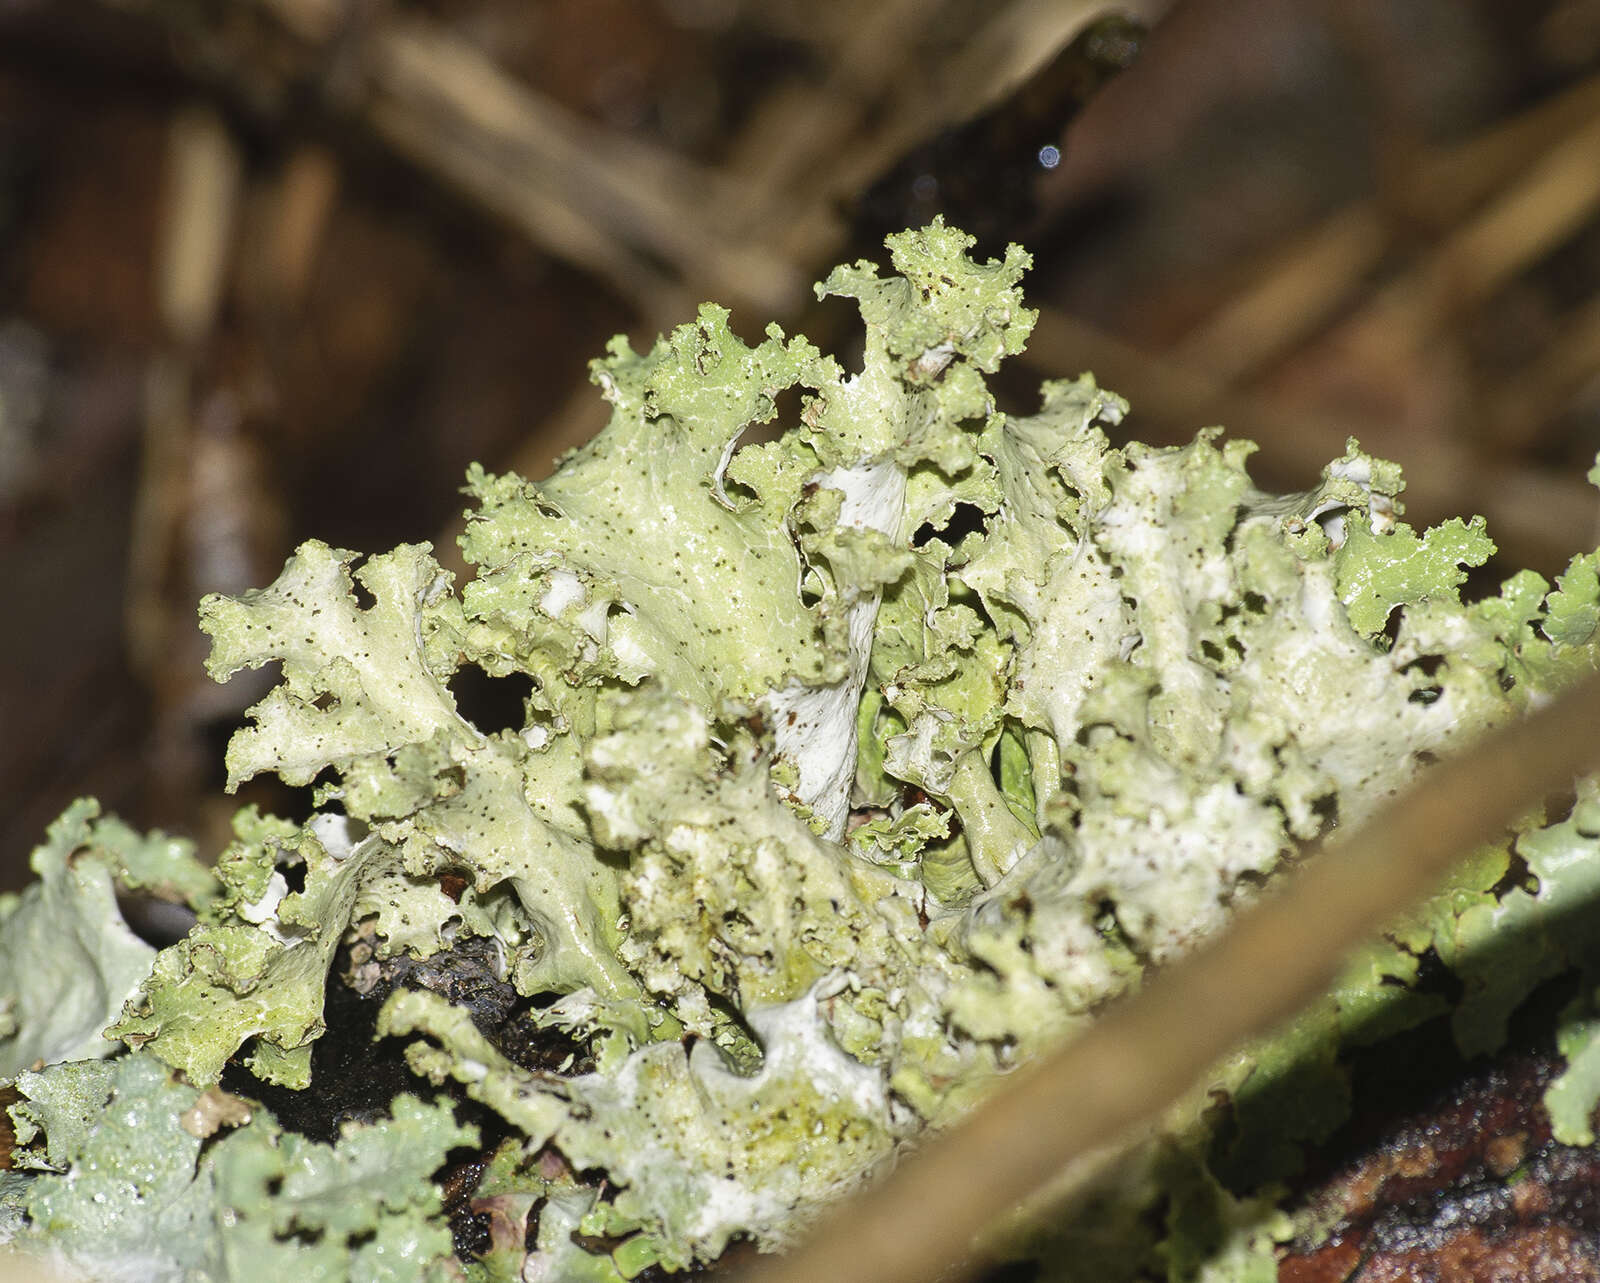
4,222,1600,1281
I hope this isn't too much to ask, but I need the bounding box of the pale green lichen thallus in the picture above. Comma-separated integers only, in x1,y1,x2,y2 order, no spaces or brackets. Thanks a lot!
3,220,1599,1282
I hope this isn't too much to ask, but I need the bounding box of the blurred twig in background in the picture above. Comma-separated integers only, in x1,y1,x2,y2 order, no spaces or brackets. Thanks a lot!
1171,72,1600,383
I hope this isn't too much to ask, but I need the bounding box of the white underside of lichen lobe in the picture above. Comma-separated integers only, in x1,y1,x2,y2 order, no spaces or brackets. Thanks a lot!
765,459,905,839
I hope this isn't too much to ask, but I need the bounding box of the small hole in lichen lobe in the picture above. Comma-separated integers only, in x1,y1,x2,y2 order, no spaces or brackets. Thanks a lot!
911,502,987,549
448,669,535,735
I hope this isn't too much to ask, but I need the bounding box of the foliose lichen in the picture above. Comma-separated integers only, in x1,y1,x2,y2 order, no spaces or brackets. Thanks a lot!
4,219,1600,1280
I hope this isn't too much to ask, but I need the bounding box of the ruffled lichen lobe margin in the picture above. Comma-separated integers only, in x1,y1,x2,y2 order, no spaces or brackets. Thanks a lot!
3,219,1600,1281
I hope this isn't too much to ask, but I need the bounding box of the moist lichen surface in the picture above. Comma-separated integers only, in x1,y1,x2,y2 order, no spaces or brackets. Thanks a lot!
4,221,1600,1281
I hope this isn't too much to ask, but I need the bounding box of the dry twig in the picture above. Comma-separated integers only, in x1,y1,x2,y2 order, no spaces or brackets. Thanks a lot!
1361,105,1600,353
1173,72,1600,383
126,107,242,680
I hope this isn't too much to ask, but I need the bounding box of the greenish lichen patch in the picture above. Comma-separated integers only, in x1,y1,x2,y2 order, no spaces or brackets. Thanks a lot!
4,1054,471,1281
4,221,1600,1281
